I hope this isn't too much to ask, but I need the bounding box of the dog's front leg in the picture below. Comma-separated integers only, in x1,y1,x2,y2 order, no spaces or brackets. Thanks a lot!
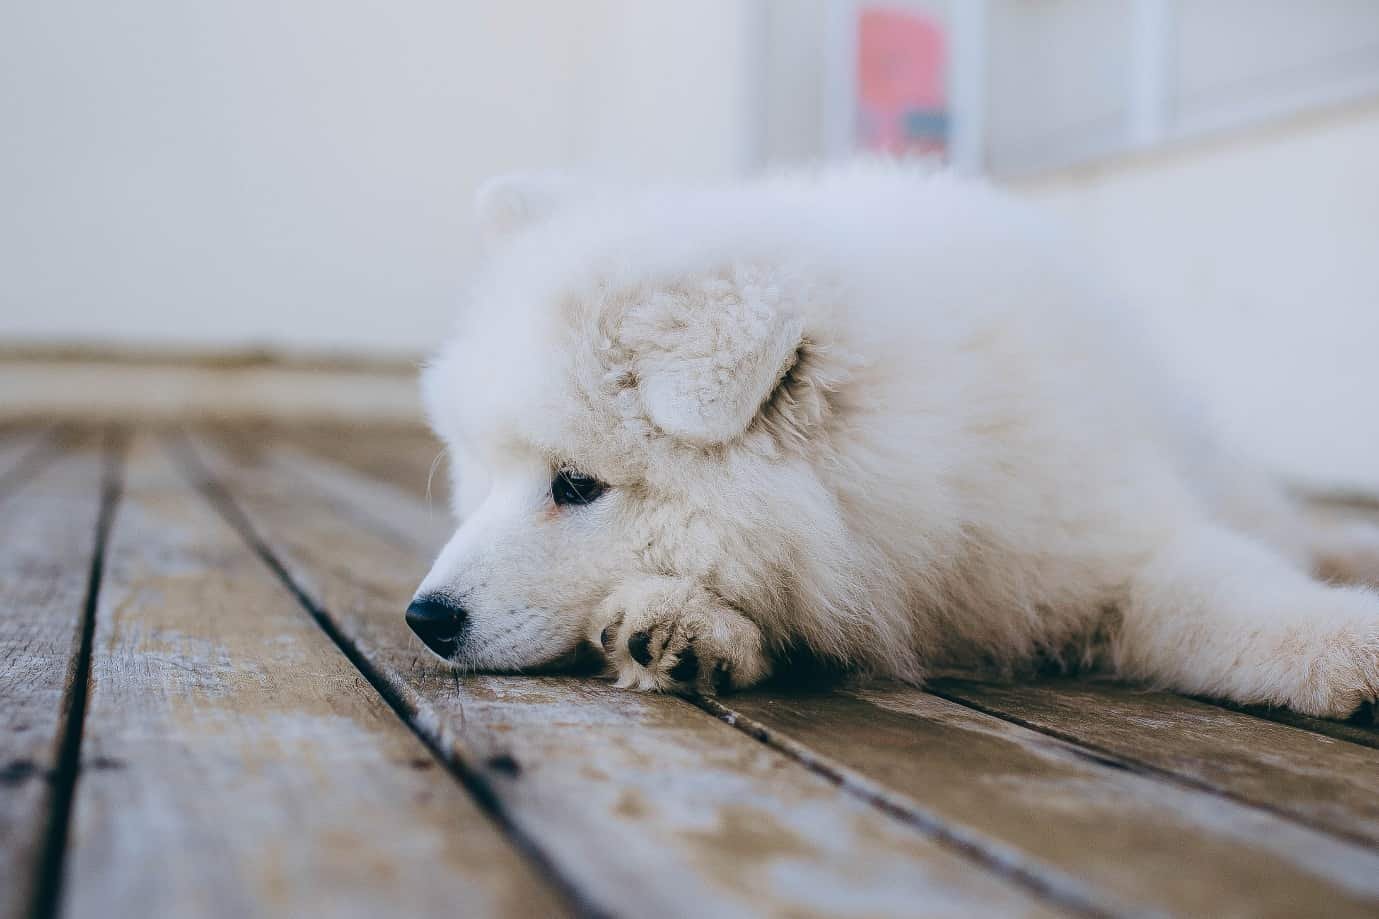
592,577,772,695
1114,522,1379,718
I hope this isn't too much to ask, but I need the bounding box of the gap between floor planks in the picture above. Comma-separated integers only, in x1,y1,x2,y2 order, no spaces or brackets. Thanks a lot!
920,677,1379,845
0,428,121,919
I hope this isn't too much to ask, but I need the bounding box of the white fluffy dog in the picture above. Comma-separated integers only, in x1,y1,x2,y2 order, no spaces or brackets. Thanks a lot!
409,165,1379,718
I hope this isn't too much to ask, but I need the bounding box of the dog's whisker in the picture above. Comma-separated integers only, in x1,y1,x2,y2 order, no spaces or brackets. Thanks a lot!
425,447,449,513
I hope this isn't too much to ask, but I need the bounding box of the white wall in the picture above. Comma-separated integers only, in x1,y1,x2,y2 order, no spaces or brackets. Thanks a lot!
1019,100,1379,492
0,1,760,359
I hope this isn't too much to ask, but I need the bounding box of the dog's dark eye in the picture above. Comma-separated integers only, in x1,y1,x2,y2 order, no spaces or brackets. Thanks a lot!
552,468,606,507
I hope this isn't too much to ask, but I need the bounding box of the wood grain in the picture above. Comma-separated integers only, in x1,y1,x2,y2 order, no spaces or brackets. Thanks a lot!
183,432,1065,919
723,686,1379,918
0,434,109,919
241,422,449,504
60,435,566,918
1226,700,1379,746
0,425,55,497
266,441,454,550
930,677,1379,845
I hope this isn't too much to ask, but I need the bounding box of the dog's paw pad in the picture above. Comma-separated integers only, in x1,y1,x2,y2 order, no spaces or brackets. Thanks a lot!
667,645,699,683
628,630,654,666
662,649,734,696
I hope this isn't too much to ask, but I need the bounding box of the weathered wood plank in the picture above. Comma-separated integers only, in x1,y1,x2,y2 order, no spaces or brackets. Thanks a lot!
0,425,55,497
929,677,1379,846
61,435,566,919
0,420,52,446
722,687,1379,918
0,433,110,919
1226,701,1379,746
266,442,454,549
183,431,1066,919
252,422,449,504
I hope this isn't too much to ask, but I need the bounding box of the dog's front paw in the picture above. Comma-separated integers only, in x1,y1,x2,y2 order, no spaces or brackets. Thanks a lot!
594,578,771,695
1289,624,1379,719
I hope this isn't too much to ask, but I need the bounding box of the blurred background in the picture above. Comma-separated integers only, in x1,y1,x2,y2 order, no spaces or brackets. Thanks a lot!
1,1,1377,490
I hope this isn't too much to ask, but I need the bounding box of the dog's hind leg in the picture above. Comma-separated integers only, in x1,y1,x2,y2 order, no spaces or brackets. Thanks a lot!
1111,521,1379,718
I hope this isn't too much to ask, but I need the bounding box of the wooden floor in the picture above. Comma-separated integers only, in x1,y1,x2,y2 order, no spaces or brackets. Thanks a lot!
3,423,1379,919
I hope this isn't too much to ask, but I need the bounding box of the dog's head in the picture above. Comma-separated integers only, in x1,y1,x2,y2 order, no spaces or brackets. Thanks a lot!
408,175,854,672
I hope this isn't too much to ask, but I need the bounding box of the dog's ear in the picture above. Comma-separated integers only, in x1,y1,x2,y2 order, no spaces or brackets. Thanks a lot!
474,172,575,244
625,280,810,446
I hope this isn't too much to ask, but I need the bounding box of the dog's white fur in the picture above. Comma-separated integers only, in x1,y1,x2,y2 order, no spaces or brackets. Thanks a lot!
416,164,1379,717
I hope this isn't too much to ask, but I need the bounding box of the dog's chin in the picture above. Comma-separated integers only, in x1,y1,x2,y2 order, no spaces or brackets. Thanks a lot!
435,638,609,677
525,638,609,676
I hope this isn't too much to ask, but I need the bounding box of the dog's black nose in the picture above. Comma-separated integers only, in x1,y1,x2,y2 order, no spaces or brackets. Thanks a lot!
405,595,469,658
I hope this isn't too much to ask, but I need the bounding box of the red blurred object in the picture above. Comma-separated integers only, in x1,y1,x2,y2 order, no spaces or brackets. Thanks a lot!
857,7,948,156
